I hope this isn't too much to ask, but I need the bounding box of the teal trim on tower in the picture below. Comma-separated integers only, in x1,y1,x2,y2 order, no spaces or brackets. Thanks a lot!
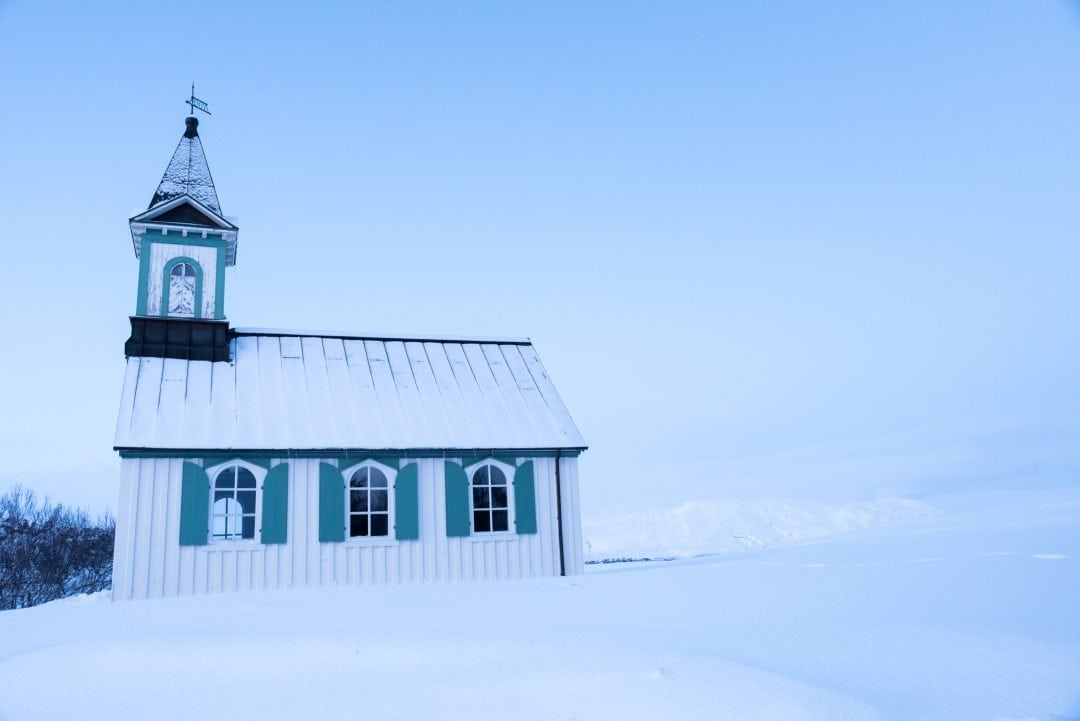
135,236,152,316
149,229,229,248
161,256,204,319
215,239,226,319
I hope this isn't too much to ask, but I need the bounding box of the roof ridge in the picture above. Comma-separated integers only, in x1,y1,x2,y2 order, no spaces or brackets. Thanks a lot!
232,327,533,345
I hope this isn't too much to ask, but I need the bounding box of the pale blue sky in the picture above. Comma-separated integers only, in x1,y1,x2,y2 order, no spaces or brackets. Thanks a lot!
0,1,1077,518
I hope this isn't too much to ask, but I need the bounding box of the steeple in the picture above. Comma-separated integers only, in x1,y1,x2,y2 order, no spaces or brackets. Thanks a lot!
148,116,223,214
124,113,237,362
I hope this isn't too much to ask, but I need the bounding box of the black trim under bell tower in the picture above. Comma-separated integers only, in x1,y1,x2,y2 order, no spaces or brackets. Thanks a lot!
125,316,231,362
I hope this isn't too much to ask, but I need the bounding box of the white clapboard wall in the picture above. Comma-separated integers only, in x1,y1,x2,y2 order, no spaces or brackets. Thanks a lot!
112,456,583,600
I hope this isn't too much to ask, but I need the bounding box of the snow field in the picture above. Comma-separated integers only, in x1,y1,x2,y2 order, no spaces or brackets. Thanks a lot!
0,489,1077,720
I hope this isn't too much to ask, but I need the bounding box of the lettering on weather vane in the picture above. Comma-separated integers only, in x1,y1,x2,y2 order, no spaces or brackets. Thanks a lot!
185,83,211,115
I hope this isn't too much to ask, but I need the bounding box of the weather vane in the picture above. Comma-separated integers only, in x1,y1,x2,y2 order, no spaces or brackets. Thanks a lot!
185,83,211,116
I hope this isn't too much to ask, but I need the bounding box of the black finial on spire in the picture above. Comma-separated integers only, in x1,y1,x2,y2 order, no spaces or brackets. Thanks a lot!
184,116,199,138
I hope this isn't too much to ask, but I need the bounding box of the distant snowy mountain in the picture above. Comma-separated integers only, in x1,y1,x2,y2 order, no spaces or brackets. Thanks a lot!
584,498,938,562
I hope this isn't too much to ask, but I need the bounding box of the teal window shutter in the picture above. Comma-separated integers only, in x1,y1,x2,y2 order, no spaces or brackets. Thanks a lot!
179,461,210,546
261,464,289,544
318,462,345,543
395,463,420,540
444,461,471,537
513,460,538,534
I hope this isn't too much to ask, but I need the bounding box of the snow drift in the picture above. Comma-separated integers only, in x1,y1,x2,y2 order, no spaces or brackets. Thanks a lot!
584,497,937,562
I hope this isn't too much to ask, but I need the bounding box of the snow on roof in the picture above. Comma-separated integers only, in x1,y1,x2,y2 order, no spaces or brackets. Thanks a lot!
147,117,222,214
114,333,585,452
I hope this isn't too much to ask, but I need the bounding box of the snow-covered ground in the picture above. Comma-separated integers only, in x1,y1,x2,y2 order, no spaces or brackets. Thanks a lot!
584,497,938,561
0,488,1077,721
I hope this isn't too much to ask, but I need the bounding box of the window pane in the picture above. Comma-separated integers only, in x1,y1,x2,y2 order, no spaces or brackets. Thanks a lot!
491,486,507,509
472,467,489,486
350,470,368,488
168,274,196,317
215,469,235,489
351,490,368,512
237,469,256,488
241,515,256,539
492,510,509,532
371,514,389,537
474,511,490,533
473,487,490,510
350,515,368,537
237,490,256,513
370,490,388,513
214,491,232,504
212,515,227,537
488,466,506,487
369,468,388,488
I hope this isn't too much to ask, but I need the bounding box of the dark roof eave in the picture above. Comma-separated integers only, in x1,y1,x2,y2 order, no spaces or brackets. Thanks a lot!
115,446,589,456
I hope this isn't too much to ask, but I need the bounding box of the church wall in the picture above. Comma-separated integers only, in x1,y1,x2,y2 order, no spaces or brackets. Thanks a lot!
112,454,582,600
144,241,220,319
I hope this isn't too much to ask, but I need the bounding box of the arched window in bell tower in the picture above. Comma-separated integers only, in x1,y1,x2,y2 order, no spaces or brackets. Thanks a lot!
162,257,203,318
169,262,196,316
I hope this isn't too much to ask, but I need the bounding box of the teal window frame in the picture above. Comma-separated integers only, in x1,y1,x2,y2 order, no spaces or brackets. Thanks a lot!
161,256,204,319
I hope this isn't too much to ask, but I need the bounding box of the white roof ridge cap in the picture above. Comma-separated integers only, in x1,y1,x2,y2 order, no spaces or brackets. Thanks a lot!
232,327,533,345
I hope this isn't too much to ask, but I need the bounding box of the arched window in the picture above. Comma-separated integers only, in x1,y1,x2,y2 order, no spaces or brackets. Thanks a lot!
348,465,391,538
168,261,197,317
471,464,510,533
211,464,259,541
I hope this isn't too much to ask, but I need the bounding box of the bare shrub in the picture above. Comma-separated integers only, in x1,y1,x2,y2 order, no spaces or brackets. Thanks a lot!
0,485,114,610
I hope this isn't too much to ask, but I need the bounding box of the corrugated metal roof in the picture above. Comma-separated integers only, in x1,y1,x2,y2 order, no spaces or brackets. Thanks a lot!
114,332,586,452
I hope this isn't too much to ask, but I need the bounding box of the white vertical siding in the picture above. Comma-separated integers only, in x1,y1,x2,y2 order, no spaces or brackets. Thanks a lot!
560,456,585,575
144,242,219,318
112,454,584,600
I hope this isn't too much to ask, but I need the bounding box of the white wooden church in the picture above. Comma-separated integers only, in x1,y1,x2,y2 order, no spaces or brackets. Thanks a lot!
111,115,586,600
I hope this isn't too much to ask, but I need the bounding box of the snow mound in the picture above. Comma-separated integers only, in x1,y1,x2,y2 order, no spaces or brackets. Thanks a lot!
584,498,937,562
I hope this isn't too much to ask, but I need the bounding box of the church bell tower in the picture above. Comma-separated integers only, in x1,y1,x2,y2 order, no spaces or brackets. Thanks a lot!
124,115,237,361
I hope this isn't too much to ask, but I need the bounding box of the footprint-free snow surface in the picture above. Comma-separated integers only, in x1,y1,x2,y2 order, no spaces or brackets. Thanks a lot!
0,489,1077,720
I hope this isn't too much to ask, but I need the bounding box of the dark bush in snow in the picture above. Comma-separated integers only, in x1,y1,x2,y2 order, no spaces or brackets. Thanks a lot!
0,485,114,610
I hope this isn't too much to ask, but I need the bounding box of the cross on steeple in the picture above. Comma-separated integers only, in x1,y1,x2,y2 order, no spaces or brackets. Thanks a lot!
186,83,211,116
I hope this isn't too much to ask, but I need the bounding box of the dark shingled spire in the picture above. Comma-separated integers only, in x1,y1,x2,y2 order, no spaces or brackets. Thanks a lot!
148,116,222,214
